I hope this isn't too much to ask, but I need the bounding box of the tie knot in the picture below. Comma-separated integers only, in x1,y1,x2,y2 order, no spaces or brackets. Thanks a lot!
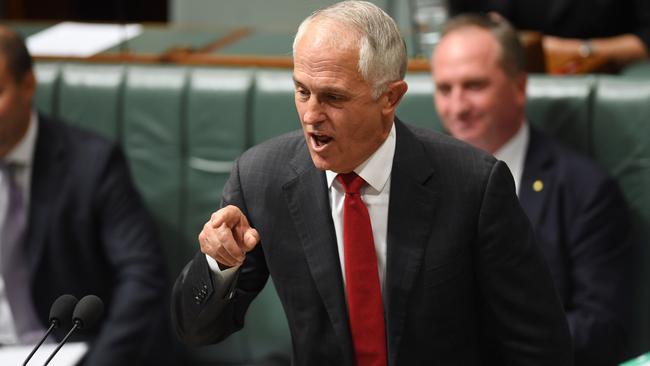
337,172,366,194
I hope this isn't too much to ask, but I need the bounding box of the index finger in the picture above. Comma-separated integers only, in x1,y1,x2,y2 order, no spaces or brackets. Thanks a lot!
210,205,248,229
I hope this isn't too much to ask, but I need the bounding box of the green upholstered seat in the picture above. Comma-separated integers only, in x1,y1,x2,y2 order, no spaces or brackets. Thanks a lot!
398,72,442,131
185,67,292,365
184,67,253,258
251,70,298,145
58,63,124,142
621,61,650,79
592,77,650,356
33,62,61,116
122,65,188,276
526,75,595,155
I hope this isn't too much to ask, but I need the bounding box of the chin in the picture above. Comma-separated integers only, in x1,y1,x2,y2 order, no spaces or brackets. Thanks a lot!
309,154,330,171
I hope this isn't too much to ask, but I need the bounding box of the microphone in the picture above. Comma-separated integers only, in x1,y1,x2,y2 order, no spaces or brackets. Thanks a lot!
22,294,78,366
43,295,104,366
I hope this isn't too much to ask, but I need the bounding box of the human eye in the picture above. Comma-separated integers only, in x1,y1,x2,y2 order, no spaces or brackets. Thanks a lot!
325,93,344,102
466,80,487,91
295,87,310,101
435,84,451,96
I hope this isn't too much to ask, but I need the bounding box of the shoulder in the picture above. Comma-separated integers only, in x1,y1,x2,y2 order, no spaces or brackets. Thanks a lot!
37,114,126,173
529,128,622,201
237,130,305,170
532,129,612,184
399,121,498,180
39,114,116,154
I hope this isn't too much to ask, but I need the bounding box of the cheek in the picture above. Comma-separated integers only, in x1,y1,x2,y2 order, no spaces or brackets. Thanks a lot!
294,102,305,119
434,97,447,117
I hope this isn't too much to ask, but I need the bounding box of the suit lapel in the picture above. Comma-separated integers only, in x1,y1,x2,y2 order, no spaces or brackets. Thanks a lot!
385,120,436,365
282,143,353,363
519,127,554,228
26,115,65,279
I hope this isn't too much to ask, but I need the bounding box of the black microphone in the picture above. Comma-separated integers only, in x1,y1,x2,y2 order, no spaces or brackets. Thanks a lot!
43,295,104,366
22,294,78,366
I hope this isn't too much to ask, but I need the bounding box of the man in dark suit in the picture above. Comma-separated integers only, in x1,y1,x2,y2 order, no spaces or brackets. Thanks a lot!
173,2,572,365
431,14,632,366
0,26,178,364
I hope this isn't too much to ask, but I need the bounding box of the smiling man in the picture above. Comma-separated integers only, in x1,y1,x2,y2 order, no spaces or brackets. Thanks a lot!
431,14,632,366
172,2,572,365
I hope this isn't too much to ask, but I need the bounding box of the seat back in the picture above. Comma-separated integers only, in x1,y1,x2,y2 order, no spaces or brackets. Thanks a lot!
33,62,61,115
592,78,650,355
251,70,298,144
58,64,125,142
122,65,187,275
526,75,595,155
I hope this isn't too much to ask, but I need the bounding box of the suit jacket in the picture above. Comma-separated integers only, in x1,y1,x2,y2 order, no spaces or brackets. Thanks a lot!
173,119,572,365
519,127,632,366
26,115,179,365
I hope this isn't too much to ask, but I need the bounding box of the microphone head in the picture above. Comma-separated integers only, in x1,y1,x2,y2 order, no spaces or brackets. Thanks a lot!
72,295,104,330
49,294,78,328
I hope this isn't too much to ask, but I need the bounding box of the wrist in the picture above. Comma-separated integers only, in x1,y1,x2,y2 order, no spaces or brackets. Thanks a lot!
578,39,594,58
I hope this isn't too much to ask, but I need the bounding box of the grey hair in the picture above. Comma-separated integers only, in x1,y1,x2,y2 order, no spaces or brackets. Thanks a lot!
293,0,407,99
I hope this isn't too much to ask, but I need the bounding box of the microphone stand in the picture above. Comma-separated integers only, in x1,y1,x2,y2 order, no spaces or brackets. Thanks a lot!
43,321,80,366
22,322,56,366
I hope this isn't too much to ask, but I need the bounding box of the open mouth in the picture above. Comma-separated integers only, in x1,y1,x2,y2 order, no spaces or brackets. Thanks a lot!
310,133,333,149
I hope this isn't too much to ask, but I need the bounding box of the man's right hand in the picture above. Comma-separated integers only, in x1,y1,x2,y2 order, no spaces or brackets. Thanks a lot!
199,205,260,269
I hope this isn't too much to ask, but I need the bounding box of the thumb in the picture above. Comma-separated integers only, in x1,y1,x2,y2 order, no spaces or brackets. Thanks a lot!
241,228,260,252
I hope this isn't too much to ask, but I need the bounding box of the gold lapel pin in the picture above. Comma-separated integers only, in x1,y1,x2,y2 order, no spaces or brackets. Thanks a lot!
533,180,544,192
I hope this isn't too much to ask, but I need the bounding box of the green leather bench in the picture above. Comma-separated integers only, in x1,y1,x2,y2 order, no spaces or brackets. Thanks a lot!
34,62,650,364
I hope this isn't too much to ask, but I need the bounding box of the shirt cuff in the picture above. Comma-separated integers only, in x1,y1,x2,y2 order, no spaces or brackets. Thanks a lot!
205,254,240,284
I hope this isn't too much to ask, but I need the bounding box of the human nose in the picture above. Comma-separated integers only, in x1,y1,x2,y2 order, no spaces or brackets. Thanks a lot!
301,96,325,125
448,89,471,119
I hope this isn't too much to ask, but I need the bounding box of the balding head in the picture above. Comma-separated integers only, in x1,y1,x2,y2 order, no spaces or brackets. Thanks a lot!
293,0,407,99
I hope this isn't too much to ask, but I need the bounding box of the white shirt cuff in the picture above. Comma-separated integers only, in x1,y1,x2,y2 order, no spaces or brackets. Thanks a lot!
205,254,240,283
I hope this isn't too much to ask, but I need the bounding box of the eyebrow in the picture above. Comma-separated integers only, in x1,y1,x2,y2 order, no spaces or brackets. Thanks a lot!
292,78,348,95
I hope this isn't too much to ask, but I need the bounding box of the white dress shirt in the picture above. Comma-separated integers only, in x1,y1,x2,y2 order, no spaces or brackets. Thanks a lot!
325,123,395,294
207,123,397,296
493,122,529,196
0,111,38,344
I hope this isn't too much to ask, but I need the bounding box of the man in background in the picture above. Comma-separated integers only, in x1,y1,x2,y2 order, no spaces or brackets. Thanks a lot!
0,26,178,365
431,14,632,366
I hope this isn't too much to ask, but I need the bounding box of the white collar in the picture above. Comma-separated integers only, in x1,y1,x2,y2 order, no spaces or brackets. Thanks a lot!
326,122,396,193
493,121,529,194
5,110,38,168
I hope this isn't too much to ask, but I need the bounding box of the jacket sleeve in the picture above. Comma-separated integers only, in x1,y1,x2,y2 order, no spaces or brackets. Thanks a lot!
171,157,269,346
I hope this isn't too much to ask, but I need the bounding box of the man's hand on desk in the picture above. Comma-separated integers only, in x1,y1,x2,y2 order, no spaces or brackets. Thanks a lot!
199,205,260,269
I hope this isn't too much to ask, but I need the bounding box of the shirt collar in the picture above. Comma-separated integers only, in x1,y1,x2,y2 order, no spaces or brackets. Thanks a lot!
493,121,529,193
5,110,38,168
326,122,396,193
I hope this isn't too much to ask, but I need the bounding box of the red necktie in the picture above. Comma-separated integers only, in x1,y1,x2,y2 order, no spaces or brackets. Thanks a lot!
337,173,387,366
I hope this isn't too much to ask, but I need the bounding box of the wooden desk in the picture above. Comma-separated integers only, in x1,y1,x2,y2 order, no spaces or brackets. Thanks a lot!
11,22,616,74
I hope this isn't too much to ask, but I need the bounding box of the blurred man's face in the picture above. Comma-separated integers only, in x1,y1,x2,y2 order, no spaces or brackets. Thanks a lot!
431,26,526,153
293,20,406,173
0,58,34,158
